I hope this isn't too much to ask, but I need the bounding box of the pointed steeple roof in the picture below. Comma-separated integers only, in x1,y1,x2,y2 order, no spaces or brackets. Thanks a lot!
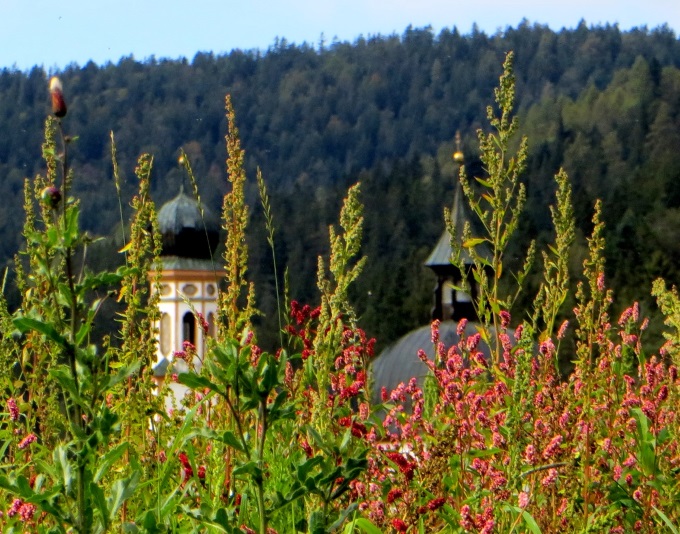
425,131,490,272
424,184,485,271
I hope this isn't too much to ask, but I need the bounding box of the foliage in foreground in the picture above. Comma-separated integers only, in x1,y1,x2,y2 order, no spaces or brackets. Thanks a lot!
1,53,680,534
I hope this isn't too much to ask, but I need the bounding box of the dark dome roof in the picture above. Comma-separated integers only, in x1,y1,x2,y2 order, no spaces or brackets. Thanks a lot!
157,187,221,259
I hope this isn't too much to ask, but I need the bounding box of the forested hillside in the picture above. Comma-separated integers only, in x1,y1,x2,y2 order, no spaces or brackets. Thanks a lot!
1,21,679,350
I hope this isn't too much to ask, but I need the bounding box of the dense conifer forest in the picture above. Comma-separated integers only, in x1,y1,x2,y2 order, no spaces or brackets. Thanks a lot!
1,21,679,350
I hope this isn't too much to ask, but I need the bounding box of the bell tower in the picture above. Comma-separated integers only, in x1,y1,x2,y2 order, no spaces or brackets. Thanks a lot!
152,186,222,380
424,131,490,322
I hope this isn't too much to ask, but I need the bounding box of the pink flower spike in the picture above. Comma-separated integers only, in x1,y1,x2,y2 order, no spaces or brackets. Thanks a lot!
18,433,37,450
7,398,19,422
518,491,530,508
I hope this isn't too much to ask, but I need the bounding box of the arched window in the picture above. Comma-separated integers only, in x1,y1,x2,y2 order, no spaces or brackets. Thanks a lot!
182,312,195,345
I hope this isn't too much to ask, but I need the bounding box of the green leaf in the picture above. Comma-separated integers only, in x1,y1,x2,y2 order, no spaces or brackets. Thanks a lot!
49,366,83,406
89,481,110,531
306,425,333,456
13,317,69,349
94,442,129,483
467,447,502,458
503,505,542,534
519,509,542,534
108,470,140,521
232,461,263,484
141,510,159,531
297,456,324,482
212,342,239,368
177,372,222,395
259,353,280,395
328,503,358,532
308,510,326,534
653,506,679,533
462,237,487,248
102,360,141,392
63,205,80,247
54,445,74,495
219,430,246,453
0,476,21,495
15,475,35,499
350,518,383,534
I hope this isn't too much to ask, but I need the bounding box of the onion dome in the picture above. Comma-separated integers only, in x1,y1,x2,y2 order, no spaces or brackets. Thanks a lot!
157,186,220,259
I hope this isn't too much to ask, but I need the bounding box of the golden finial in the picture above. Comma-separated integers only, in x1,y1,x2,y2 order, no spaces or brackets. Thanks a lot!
452,130,464,164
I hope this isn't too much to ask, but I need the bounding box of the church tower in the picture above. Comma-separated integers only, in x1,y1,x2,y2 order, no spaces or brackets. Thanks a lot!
370,132,492,401
153,186,222,380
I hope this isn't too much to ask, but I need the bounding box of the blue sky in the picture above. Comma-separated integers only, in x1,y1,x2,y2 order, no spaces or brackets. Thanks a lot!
1,0,678,71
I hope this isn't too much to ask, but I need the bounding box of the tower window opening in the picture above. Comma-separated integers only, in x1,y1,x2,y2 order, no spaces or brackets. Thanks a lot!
182,312,196,345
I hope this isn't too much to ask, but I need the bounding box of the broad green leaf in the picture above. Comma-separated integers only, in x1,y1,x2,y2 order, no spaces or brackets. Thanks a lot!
63,205,80,247
13,317,69,349
49,366,84,406
178,372,222,395
15,475,35,499
219,430,246,453
108,470,141,521
141,510,158,531
94,442,129,483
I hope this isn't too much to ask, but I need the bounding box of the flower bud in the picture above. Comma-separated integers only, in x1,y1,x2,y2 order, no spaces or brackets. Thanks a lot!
49,76,67,118
41,185,62,209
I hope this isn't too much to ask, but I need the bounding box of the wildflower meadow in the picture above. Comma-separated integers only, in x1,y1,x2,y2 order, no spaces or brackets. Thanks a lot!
1,52,680,533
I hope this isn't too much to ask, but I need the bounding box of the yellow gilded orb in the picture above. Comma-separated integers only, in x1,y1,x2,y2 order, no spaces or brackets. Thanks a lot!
452,151,464,163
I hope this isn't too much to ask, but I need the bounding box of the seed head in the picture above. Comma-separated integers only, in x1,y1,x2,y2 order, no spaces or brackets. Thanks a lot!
49,76,67,118
41,185,62,209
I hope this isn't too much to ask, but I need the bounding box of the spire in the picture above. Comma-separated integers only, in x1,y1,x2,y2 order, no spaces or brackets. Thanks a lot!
424,131,490,321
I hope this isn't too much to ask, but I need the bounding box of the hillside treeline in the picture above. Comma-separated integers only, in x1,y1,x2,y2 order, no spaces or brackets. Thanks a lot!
1,20,679,350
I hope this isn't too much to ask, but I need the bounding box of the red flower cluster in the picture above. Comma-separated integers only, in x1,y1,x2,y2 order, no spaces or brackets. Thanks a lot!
338,416,368,438
385,451,416,482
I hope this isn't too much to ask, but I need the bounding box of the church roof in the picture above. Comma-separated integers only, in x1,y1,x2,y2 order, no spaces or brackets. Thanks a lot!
157,186,221,259
158,256,218,272
370,320,492,404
